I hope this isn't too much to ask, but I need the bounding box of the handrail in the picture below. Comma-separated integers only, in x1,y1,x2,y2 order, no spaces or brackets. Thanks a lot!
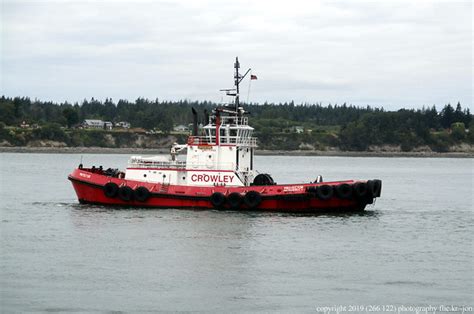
188,136,211,145
204,116,250,126
187,136,257,147
128,159,187,169
128,159,237,170
217,116,249,125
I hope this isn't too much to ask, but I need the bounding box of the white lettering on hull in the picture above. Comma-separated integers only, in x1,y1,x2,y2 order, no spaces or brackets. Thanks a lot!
283,185,304,192
79,172,91,179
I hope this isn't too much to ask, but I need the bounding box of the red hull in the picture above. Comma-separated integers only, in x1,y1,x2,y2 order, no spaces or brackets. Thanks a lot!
68,168,380,213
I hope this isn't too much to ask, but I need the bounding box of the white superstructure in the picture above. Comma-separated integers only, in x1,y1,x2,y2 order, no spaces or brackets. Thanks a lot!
124,58,258,187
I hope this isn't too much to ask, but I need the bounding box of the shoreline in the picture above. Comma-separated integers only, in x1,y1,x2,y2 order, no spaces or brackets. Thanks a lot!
1,146,472,158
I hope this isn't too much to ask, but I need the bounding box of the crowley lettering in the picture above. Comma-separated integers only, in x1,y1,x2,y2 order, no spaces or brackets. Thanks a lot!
191,173,234,183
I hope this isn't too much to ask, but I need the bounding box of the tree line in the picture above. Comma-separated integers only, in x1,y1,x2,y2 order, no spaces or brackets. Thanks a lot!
0,95,471,151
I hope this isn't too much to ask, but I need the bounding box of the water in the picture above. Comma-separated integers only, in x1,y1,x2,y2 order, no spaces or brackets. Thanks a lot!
1,153,473,312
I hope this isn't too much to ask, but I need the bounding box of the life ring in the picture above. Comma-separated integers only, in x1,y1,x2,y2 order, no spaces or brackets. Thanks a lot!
244,191,262,209
335,183,352,199
353,182,368,199
210,192,226,209
316,185,333,200
103,182,119,198
134,186,150,202
118,186,134,201
227,192,242,209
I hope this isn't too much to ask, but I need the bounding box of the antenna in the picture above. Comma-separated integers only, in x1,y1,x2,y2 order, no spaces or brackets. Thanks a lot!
221,57,251,113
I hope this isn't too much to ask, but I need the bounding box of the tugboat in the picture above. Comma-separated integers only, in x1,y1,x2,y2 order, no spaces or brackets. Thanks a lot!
68,58,382,212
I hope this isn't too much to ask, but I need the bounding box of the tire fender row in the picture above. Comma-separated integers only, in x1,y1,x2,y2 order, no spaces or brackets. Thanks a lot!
103,182,150,202
102,179,381,208
210,190,262,210
306,180,382,201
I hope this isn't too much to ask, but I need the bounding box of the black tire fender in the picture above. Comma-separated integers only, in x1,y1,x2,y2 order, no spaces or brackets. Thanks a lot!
244,191,262,209
103,182,119,198
316,185,333,200
227,192,243,209
210,192,226,209
118,186,134,201
306,186,317,196
134,186,150,202
373,179,382,197
367,180,382,198
336,183,352,199
353,182,368,199
252,174,275,186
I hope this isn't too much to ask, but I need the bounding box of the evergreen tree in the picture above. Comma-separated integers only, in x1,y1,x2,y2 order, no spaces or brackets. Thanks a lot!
62,107,79,128
440,104,455,128
453,102,464,123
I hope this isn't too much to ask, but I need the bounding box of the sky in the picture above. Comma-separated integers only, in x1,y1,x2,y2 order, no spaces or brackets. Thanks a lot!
1,0,472,110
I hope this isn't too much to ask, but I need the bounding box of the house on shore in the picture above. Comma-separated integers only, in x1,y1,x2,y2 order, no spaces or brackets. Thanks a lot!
83,119,113,130
115,121,131,129
287,126,304,134
173,124,189,132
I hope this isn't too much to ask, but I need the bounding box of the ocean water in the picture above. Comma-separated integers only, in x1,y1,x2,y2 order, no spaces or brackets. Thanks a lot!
0,153,472,312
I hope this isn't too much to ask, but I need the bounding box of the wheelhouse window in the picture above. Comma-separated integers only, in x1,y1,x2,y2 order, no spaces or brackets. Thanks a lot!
229,128,237,143
206,129,216,143
220,128,227,143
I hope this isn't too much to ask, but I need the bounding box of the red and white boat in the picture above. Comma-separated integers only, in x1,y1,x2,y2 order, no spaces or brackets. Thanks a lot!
69,58,382,213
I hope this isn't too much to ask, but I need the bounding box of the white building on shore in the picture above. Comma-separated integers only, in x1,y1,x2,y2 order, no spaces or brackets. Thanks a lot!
83,119,113,130
115,121,131,129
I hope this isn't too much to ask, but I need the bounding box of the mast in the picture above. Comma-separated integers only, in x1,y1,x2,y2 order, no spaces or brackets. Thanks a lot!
234,57,240,111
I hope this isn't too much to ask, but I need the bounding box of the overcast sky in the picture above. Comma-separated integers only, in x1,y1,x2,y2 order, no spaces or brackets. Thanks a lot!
1,0,472,110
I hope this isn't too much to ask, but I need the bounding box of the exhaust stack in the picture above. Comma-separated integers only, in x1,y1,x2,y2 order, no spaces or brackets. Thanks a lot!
191,107,198,136
204,109,209,125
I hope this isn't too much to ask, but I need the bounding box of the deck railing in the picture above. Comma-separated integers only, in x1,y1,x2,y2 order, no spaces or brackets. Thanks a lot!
128,158,237,171
187,136,257,147
218,116,249,125
128,158,187,169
